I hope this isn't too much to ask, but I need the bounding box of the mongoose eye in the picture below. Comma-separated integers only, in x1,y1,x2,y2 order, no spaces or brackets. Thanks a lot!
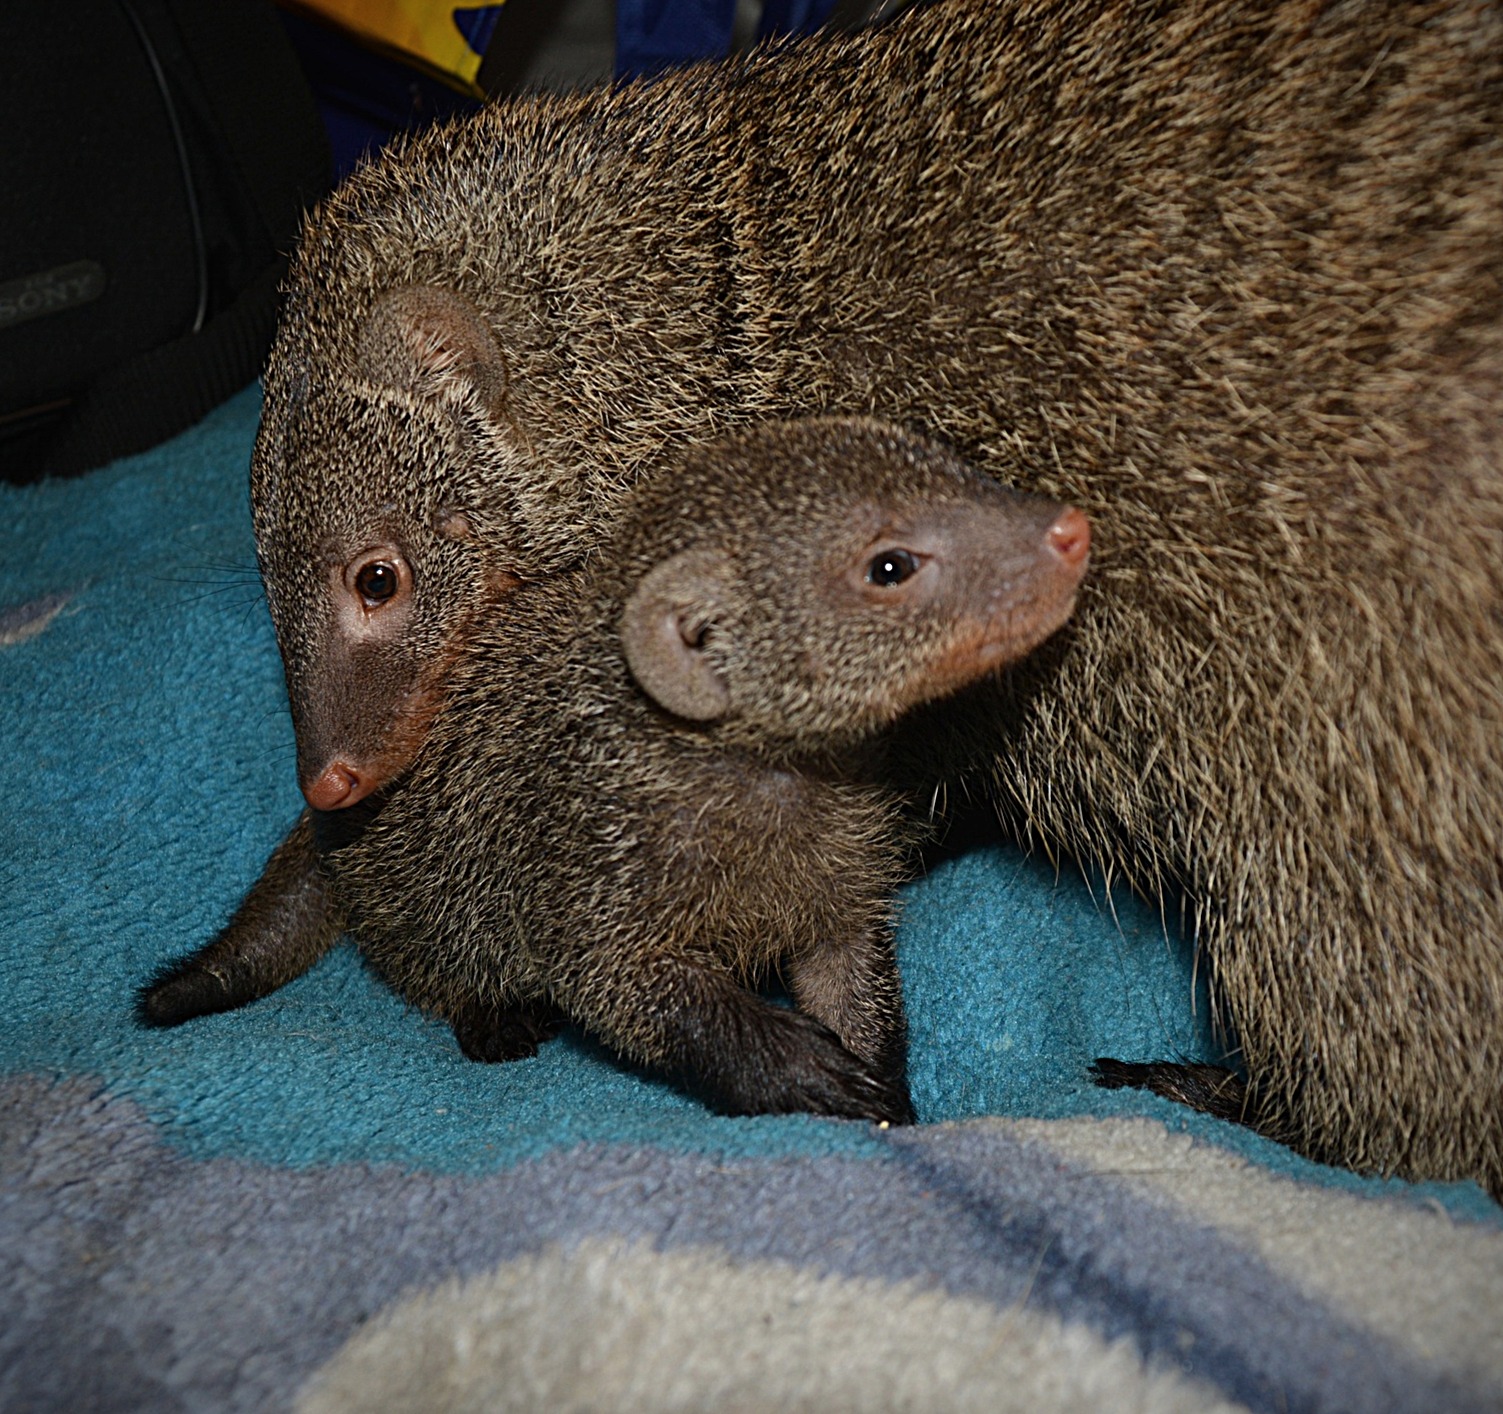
866,548,922,587
355,560,401,605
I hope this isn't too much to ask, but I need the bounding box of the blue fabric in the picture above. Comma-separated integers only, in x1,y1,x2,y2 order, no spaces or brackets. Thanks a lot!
278,12,484,182
617,0,739,78
615,0,840,79
451,4,505,54
2,391,1499,1412
759,0,842,37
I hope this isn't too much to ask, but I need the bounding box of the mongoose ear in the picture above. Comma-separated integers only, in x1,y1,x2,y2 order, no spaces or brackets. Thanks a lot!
358,285,508,419
620,550,732,722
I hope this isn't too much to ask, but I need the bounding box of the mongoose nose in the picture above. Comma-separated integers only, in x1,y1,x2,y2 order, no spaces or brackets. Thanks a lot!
304,761,367,811
1045,506,1091,569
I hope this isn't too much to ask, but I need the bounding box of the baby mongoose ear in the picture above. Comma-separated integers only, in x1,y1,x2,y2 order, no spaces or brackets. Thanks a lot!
620,549,732,722
357,284,508,419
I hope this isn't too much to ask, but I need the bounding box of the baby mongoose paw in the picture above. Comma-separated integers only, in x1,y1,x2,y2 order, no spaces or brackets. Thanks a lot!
714,1006,916,1125
451,1000,565,1062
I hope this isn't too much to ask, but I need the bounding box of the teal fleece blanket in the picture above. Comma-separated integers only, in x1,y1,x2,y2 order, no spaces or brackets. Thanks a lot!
2,389,1500,1412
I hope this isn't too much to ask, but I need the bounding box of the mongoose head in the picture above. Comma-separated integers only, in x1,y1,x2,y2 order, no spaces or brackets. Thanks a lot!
251,288,535,810
618,418,1090,753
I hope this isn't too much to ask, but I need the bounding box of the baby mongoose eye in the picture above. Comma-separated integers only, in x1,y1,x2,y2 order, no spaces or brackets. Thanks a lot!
866,548,922,587
355,560,401,605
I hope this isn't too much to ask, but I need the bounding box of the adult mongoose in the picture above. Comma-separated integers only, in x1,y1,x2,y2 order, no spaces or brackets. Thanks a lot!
220,0,1502,1184
165,417,1092,1121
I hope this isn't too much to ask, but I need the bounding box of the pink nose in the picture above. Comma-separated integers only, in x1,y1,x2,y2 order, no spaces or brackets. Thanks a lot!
304,761,371,811
1046,506,1091,569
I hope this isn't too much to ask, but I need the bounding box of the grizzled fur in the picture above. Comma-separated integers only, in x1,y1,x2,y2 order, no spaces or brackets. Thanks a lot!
314,418,1085,1121
234,0,1498,1184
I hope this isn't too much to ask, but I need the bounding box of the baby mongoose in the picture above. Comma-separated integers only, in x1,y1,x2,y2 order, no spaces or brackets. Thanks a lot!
174,0,1502,1186
316,417,1088,1121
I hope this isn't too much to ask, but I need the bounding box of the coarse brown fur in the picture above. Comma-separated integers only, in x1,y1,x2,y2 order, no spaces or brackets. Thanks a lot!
238,0,1499,1186
315,418,1086,1120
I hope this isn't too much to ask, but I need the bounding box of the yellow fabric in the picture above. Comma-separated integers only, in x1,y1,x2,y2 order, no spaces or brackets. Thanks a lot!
281,0,501,94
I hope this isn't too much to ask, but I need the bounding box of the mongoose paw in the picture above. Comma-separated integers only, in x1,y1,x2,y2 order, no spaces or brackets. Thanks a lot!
452,1000,565,1063
1091,1058,1255,1126
705,1005,916,1125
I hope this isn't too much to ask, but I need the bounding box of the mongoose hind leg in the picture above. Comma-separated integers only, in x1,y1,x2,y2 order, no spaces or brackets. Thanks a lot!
138,812,342,1026
449,996,565,1062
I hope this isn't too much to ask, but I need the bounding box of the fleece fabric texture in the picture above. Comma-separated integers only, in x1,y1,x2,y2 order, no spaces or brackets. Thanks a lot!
2,388,1500,1412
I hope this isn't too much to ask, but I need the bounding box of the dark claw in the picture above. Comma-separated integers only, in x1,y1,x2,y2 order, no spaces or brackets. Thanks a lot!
680,1002,915,1125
